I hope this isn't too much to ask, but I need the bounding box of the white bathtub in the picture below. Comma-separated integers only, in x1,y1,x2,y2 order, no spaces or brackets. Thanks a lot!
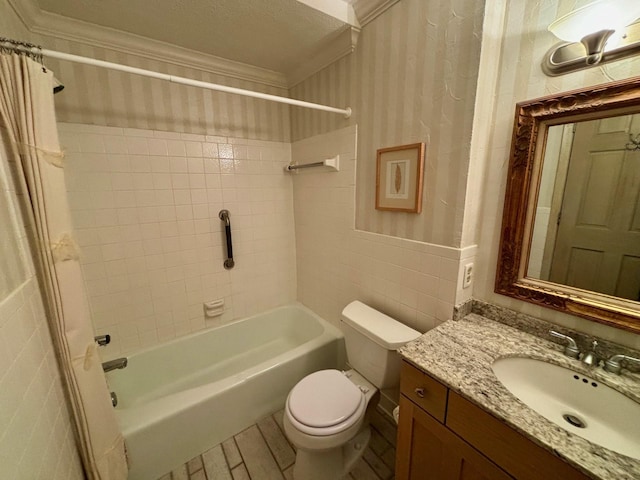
107,304,345,480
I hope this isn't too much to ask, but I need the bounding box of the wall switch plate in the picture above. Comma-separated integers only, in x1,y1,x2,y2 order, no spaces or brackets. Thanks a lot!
463,263,473,289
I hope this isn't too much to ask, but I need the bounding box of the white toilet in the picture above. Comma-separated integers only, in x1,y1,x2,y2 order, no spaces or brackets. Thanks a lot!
283,301,421,480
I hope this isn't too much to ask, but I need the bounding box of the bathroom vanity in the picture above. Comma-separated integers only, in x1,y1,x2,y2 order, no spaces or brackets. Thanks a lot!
396,312,640,480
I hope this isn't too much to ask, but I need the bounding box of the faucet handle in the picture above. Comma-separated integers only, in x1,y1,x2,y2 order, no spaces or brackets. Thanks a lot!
604,354,640,374
549,330,580,359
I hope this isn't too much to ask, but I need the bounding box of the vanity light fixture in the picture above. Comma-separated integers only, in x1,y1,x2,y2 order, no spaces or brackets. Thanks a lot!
542,0,640,76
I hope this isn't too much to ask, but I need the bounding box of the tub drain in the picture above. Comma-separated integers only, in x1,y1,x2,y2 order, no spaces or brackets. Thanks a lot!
563,413,586,428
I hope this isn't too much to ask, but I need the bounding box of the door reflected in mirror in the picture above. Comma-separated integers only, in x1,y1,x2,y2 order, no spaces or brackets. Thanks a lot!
527,114,640,302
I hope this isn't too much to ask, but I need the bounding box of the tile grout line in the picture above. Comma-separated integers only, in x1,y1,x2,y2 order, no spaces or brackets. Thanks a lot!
253,419,287,480
273,411,297,453
230,427,250,479
220,437,237,472
267,411,296,468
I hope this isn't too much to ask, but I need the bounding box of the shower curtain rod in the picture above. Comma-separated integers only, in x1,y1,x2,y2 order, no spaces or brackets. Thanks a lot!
42,49,352,117
21,45,352,118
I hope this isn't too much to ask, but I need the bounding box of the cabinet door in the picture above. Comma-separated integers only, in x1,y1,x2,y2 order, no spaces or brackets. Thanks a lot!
396,395,512,480
446,393,590,480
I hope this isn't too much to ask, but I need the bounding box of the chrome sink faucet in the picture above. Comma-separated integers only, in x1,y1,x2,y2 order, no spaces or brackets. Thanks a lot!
550,331,600,366
581,341,599,367
102,357,128,372
549,330,640,374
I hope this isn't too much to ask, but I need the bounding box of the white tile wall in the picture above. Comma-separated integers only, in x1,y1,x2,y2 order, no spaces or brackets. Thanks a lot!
292,126,476,333
59,122,476,358
59,123,297,359
0,132,84,479
0,280,84,480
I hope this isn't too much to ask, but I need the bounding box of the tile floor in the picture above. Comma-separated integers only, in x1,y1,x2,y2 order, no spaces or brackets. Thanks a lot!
157,407,397,480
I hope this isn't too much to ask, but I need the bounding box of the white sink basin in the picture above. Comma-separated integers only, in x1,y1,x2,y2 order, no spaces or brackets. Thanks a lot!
492,356,640,460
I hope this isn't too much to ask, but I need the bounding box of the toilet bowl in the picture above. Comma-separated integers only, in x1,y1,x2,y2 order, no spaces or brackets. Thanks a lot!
283,369,376,480
283,301,421,480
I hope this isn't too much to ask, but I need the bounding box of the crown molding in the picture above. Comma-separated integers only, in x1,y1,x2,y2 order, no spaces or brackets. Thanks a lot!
351,0,401,26
7,0,369,88
287,26,359,87
9,0,288,89
7,0,39,31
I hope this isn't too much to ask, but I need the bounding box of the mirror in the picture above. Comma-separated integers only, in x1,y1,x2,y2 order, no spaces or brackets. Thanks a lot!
496,76,640,333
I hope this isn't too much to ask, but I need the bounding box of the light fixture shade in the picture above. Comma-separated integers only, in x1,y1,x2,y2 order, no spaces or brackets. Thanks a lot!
549,0,640,42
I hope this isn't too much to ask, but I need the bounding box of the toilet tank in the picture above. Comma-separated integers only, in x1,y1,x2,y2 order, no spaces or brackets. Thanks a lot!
341,301,421,389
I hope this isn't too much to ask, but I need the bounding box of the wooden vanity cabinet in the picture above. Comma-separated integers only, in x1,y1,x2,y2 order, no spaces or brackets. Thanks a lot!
396,394,513,480
396,361,591,480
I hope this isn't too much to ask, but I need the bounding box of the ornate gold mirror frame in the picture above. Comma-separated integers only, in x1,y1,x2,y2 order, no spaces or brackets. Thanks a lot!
496,76,640,334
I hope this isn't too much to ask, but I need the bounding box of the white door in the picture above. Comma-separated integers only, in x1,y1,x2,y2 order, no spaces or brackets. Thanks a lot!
549,114,640,301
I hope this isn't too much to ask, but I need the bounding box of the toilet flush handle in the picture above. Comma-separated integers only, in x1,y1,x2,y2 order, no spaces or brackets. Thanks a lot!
415,387,425,398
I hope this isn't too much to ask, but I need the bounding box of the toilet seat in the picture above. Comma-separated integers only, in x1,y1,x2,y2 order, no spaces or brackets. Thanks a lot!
286,369,366,436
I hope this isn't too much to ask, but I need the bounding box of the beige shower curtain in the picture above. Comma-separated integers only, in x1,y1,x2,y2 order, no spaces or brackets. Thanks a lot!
0,52,127,479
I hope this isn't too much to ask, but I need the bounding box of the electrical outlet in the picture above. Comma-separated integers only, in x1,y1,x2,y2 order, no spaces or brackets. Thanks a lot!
463,263,473,289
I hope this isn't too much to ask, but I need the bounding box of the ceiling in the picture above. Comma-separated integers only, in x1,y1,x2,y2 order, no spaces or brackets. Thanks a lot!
34,0,358,76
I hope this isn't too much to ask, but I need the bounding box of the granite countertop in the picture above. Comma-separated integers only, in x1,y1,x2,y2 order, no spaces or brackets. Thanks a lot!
398,313,640,480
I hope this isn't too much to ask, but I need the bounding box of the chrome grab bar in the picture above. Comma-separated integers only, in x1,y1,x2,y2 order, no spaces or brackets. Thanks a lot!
219,209,235,269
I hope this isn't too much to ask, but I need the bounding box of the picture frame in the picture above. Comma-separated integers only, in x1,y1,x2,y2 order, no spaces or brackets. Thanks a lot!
375,143,425,213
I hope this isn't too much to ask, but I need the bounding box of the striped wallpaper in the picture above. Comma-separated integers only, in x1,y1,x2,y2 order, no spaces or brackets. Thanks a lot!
35,35,292,142
290,0,486,248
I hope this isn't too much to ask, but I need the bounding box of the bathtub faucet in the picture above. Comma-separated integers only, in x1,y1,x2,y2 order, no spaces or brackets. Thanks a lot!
102,357,128,372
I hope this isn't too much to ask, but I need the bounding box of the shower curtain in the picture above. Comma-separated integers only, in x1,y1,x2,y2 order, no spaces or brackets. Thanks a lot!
0,52,127,479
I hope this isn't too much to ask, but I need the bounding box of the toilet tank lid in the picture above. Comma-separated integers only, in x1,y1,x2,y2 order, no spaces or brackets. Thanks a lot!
341,301,421,350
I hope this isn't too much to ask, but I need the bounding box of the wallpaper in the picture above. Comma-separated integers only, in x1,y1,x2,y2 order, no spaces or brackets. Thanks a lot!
289,0,486,247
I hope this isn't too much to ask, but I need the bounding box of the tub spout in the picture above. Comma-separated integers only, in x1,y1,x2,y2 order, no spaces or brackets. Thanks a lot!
102,357,128,372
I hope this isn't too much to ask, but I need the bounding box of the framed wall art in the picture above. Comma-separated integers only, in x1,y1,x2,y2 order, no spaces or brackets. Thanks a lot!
375,142,425,213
